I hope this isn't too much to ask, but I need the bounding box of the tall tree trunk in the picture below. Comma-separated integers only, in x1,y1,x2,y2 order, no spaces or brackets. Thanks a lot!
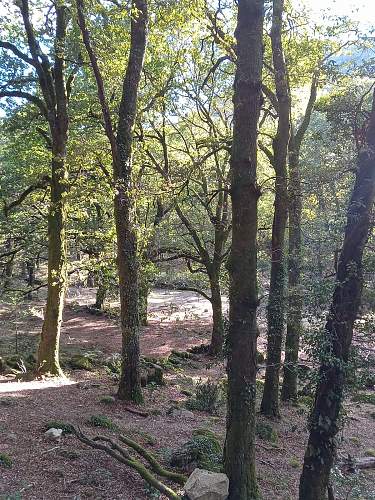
116,0,148,403
36,4,70,377
224,1,264,498
208,271,224,356
76,0,148,401
261,0,290,417
299,88,375,500
281,140,302,400
37,148,68,376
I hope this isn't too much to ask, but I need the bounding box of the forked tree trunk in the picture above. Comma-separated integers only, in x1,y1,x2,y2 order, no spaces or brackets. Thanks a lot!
224,1,264,498
299,88,375,500
261,0,290,417
281,140,302,400
76,0,148,402
116,0,148,403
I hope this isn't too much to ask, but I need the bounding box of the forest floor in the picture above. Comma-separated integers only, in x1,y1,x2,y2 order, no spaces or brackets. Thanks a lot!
0,289,374,500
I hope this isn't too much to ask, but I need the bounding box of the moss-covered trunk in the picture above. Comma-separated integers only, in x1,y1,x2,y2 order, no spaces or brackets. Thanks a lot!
281,143,302,401
260,0,290,418
37,150,68,376
224,1,264,498
115,0,148,403
209,272,224,356
36,4,70,377
299,89,375,500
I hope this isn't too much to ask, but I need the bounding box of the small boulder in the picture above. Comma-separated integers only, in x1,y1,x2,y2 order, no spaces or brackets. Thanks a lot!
45,428,63,441
69,354,93,371
184,468,229,500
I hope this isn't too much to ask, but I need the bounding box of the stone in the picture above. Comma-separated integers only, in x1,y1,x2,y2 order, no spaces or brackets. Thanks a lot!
45,428,63,441
69,355,93,371
184,468,229,500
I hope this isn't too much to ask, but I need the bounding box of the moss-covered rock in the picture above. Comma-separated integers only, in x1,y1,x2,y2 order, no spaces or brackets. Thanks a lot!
256,421,278,443
69,354,93,371
170,428,223,472
44,421,74,435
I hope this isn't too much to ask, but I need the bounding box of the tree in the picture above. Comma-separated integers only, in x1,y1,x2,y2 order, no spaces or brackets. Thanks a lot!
0,0,74,376
299,86,375,499
224,0,264,498
76,0,148,402
260,0,291,417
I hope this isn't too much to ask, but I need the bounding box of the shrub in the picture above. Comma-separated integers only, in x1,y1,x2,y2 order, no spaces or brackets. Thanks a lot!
186,378,222,414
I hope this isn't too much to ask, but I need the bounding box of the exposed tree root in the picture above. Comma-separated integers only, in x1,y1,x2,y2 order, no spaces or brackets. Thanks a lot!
71,426,183,499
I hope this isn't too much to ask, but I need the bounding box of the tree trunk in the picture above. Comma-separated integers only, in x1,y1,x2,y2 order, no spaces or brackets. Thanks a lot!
209,272,224,356
299,88,375,500
36,4,70,377
26,259,35,300
37,150,68,376
224,1,264,498
281,141,302,401
95,282,107,309
116,0,148,403
261,0,290,418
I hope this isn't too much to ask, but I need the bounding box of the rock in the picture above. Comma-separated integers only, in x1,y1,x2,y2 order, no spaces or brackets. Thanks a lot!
170,430,222,472
69,355,93,371
171,409,194,418
45,428,63,441
184,468,229,500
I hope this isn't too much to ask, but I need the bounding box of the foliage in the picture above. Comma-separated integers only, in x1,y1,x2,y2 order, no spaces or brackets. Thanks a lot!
186,378,223,414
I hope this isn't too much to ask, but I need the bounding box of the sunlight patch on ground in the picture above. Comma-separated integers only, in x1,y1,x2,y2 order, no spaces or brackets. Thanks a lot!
0,378,77,394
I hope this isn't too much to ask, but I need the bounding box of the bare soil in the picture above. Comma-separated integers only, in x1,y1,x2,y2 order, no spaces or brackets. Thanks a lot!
0,289,374,500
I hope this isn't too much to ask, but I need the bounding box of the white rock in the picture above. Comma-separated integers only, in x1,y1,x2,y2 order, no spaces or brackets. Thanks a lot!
184,468,229,500
45,428,63,441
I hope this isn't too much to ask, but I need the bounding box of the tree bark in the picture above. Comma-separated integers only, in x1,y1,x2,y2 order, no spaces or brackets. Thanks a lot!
76,0,148,401
281,73,318,400
299,88,375,500
35,3,70,377
261,0,290,417
281,139,302,400
208,271,224,356
224,1,264,498
115,0,148,403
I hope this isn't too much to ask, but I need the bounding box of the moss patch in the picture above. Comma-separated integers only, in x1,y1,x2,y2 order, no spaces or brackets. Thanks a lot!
0,453,12,468
87,414,117,430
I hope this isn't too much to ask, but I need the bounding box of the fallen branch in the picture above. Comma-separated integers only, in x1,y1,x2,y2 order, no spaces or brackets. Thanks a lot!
119,434,187,485
71,426,182,500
